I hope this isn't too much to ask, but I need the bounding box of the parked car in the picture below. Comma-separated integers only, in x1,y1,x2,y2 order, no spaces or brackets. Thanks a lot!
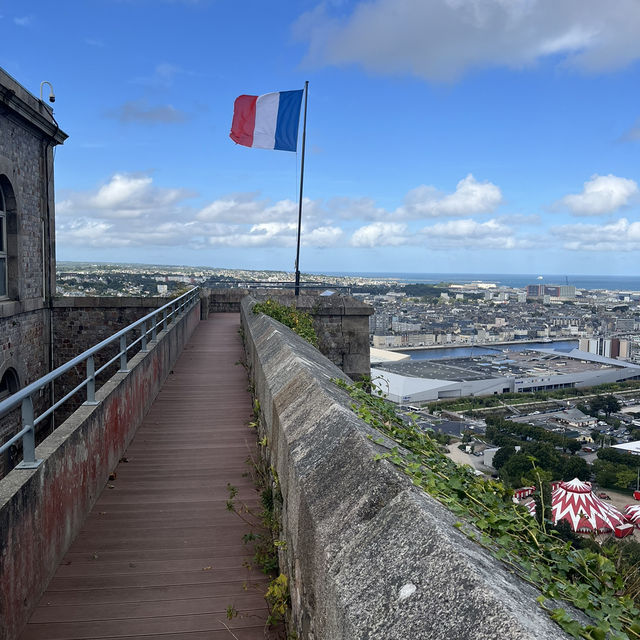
597,492,611,500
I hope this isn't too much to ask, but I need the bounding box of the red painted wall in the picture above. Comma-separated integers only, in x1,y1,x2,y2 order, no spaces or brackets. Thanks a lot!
0,301,200,640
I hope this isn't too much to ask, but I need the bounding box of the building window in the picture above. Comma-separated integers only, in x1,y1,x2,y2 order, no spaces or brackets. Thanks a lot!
0,368,19,401
0,177,17,300
0,184,6,298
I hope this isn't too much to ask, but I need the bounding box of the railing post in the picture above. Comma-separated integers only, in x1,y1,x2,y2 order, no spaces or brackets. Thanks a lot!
151,312,158,342
16,396,42,469
119,334,129,372
163,309,168,331
84,355,99,405
141,321,148,352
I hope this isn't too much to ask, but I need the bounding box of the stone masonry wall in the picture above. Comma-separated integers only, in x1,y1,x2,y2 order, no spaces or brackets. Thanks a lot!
240,296,571,640
0,69,65,476
0,310,50,476
209,288,373,380
0,111,46,303
51,297,167,425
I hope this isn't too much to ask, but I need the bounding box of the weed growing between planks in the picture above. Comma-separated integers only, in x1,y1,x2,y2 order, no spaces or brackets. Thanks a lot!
226,417,291,635
334,377,640,640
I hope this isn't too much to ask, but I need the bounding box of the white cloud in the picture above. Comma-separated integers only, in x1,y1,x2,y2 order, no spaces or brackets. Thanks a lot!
557,174,638,216
295,0,640,82
350,222,411,247
55,172,536,253
397,174,502,218
56,174,344,250
420,218,529,248
553,218,640,251
304,226,344,247
58,173,193,219
197,195,297,224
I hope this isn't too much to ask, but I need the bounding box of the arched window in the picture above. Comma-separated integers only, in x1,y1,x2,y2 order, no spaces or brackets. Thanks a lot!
0,368,19,401
0,177,17,300
0,183,6,298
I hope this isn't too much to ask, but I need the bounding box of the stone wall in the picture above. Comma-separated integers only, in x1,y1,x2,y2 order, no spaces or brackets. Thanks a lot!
51,296,167,424
240,296,571,640
209,288,373,380
0,308,50,476
0,298,200,640
0,68,67,474
207,287,249,313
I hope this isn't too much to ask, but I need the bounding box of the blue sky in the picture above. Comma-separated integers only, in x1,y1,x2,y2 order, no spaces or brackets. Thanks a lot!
2,0,640,276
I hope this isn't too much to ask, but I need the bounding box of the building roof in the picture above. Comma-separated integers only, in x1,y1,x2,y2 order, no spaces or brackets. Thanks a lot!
612,440,640,455
0,66,68,144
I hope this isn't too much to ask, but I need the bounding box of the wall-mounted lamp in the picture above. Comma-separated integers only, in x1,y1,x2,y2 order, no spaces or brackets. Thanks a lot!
40,81,55,103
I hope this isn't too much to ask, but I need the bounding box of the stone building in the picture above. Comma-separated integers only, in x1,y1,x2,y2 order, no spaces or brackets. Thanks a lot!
0,67,67,473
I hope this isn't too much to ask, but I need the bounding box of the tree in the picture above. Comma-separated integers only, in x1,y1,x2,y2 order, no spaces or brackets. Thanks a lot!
589,396,606,416
559,455,589,481
593,460,619,488
616,467,637,491
492,445,516,470
603,395,621,416
566,440,582,455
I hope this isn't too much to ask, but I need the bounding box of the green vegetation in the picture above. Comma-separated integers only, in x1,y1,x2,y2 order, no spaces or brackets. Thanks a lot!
401,283,449,298
335,378,640,639
253,299,318,347
485,416,582,453
594,447,640,491
428,384,640,414
485,417,589,487
492,442,589,487
589,396,622,417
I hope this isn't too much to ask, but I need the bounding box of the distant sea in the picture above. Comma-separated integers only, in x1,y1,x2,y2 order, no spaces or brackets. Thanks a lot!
324,272,640,292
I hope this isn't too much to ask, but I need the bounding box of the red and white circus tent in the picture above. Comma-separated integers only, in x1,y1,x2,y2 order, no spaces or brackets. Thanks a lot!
551,478,626,534
514,486,536,500
625,504,640,526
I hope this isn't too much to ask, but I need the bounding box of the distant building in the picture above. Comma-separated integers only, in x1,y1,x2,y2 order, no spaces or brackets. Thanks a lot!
371,348,640,403
579,337,629,360
527,284,576,299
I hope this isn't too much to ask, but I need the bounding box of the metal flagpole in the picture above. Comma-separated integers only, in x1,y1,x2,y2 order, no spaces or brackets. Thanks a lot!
294,81,309,297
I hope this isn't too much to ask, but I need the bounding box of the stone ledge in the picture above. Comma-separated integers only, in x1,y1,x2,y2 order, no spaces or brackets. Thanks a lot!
0,297,46,318
241,296,571,640
52,296,166,308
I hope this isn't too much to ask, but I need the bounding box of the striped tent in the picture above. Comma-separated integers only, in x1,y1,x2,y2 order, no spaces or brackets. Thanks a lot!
551,478,626,533
625,504,640,526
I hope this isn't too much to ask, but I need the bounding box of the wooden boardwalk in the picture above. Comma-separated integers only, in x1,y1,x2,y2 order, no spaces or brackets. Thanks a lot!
19,314,272,640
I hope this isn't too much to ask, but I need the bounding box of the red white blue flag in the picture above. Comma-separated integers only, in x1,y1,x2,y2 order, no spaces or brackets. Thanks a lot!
230,90,303,152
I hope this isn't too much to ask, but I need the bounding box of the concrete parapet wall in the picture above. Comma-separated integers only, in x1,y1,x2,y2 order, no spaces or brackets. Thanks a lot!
240,296,570,640
0,300,200,640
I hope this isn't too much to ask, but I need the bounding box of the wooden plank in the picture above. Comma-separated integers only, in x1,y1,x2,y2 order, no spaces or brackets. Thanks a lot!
19,314,272,640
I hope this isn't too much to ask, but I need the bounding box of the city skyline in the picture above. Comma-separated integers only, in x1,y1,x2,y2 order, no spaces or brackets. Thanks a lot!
2,1,640,275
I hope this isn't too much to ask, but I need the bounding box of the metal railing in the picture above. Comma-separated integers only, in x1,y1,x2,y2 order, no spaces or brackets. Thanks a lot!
0,287,200,470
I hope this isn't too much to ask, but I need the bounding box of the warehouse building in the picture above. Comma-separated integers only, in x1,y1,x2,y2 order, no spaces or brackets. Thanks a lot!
372,348,640,404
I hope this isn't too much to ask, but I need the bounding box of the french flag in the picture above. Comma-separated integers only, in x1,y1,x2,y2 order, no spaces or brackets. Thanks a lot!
230,90,303,152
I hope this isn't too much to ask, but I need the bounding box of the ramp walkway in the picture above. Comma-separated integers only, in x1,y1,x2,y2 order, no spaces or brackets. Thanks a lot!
19,313,272,640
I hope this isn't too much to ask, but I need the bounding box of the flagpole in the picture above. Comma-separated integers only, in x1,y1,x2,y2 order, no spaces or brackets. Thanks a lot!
294,81,309,297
